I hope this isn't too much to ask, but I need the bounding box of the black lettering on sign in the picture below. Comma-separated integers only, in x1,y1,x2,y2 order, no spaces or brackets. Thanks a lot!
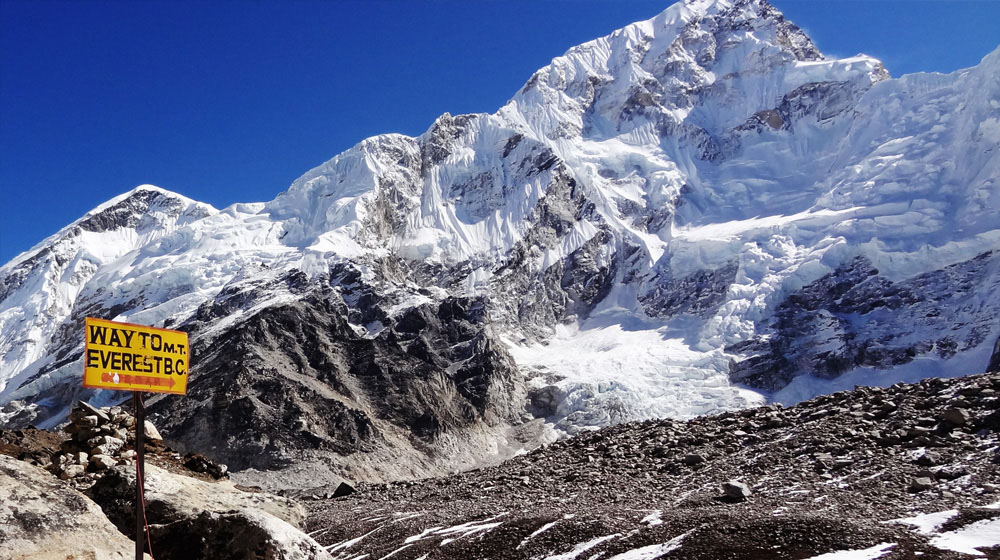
86,349,100,368
150,334,162,352
88,325,141,348
175,359,186,375
89,325,108,345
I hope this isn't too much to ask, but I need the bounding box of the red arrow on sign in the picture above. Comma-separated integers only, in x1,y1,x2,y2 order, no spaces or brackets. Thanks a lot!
100,372,176,388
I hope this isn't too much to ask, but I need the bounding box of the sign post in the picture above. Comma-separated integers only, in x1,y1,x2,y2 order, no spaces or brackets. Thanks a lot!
133,392,145,560
83,317,189,560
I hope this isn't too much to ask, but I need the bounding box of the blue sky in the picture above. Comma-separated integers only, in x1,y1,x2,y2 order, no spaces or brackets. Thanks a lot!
2,0,998,264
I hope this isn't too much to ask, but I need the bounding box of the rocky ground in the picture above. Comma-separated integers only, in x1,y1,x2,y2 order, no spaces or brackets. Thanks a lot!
0,400,228,489
2,374,999,559
303,372,1000,559
0,402,325,560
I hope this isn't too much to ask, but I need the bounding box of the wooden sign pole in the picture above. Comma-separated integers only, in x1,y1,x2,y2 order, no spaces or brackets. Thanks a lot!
134,392,146,560
82,317,190,559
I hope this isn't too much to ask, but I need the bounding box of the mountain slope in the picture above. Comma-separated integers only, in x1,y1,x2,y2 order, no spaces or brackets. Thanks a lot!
1,0,998,482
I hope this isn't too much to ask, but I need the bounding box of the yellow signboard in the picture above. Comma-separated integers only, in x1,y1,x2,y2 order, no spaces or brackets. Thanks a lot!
83,317,189,395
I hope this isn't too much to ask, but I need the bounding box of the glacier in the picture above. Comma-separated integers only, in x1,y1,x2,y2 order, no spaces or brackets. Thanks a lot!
1,0,998,467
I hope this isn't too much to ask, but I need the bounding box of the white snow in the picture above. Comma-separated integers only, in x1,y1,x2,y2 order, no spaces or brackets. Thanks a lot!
604,531,689,560
929,517,1000,557
888,510,959,535
890,506,1000,557
799,543,896,560
542,534,620,560
639,510,663,527
508,317,764,432
403,515,505,547
518,521,560,549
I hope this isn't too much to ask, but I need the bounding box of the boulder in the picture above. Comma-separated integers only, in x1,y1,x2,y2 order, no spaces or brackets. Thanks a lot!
87,463,327,559
73,400,112,424
182,453,228,479
909,477,935,492
89,463,306,534
682,453,705,466
941,408,971,426
0,455,149,559
59,464,86,480
721,479,752,501
143,420,163,443
914,450,940,466
149,510,334,560
332,480,355,497
89,454,118,471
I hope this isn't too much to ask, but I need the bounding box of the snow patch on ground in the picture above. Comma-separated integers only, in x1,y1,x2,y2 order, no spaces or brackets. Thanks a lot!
542,534,620,560
605,531,689,560
929,517,1000,557
800,543,895,560
889,507,1000,557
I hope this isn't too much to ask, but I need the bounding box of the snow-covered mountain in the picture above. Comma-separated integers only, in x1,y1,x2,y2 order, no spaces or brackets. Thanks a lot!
2,0,998,480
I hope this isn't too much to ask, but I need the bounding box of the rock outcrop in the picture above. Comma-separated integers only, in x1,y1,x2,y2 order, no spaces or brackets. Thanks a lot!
88,463,328,560
0,455,150,560
146,281,529,484
89,463,305,532
149,510,334,560
43,400,228,490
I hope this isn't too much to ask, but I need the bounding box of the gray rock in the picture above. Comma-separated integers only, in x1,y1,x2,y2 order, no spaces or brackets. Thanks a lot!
915,451,940,466
942,408,971,426
59,464,86,480
73,400,111,424
721,479,752,500
332,480,355,497
909,477,935,492
814,452,834,463
149,510,333,560
682,453,705,465
92,436,124,456
89,463,306,535
89,454,117,471
0,455,147,559
143,420,163,442
77,415,100,429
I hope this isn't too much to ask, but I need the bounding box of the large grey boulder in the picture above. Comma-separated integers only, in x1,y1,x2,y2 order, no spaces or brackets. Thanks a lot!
150,510,334,560
88,463,329,559
89,463,306,531
0,455,149,560
721,479,753,501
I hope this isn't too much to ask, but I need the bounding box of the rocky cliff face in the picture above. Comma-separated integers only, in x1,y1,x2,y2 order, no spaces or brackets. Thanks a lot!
2,0,998,481
147,270,528,481
729,251,1000,396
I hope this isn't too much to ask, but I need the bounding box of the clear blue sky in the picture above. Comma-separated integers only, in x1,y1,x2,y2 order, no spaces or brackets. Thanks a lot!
2,0,998,264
